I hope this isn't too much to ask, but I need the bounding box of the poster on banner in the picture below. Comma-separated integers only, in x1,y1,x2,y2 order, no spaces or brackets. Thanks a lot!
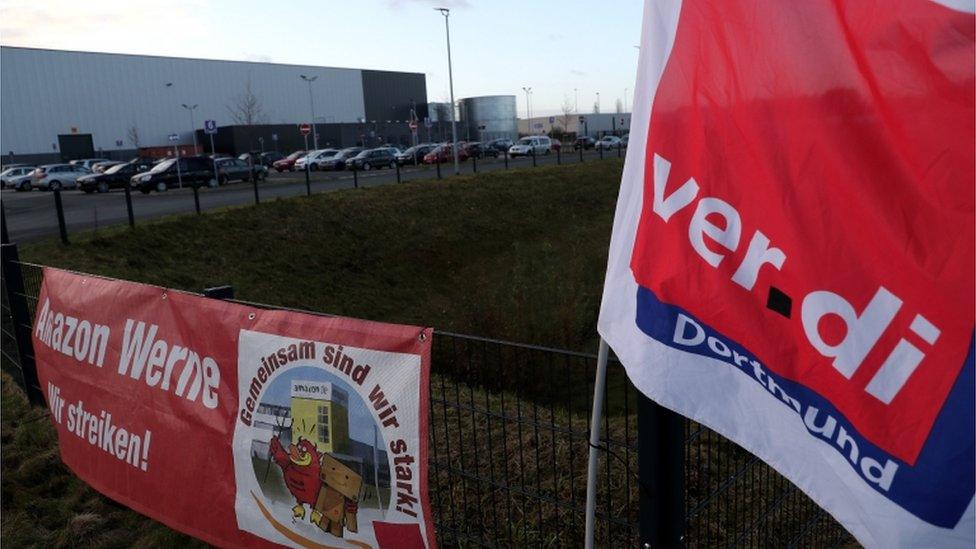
598,1,974,548
31,267,435,548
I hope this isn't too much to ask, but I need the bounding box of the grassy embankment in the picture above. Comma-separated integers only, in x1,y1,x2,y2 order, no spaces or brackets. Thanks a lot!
3,160,627,546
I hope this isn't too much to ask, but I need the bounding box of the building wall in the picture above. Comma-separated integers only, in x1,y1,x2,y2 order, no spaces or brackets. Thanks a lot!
0,47,426,161
361,70,429,124
517,112,632,137
291,396,350,454
459,95,517,142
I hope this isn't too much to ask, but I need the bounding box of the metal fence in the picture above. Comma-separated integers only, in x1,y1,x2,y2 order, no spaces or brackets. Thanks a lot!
0,252,854,547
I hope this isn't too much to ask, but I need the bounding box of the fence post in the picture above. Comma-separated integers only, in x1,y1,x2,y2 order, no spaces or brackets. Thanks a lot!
252,175,260,205
396,161,401,184
504,150,509,169
192,185,201,214
532,148,537,168
557,146,562,165
1,201,9,244
124,183,135,227
53,188,68,244
579,144,584,163
203,285,234,299
638,393,685,549
472,154,478,174
305,165,312,197
353,167,359,188
1,243,45,406
599,145,604,160
617,142,622,158
436,160,442,180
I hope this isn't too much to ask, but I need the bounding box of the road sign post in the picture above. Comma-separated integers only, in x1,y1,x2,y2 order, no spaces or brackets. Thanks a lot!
303,133,311,197
204,120,218,187
168,133,182,189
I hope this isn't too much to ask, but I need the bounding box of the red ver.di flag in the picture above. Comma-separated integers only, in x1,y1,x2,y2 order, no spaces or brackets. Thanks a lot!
32,268,435,548
599,1,974,547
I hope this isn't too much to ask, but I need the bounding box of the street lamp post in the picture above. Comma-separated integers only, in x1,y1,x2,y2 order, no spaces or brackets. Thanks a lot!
574,88,579,113
435,7,460,175
596,92,601,113
300,75,319,150
181,103,198,151
522,86,533,135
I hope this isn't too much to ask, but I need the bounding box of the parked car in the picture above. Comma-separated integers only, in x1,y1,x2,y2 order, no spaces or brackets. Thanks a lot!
508,136,552,157
485,138,513,154
318,148,363,171
395,144,436,166
131,156,215,193
296,149,340,171
458,142,490,160
272,151,307,172
31,164,91,190
69,158,111,170
1,166,35,189
215,158,266,184
348,148,397,171
259,151,284,166
78,161,152,193
91,160,124,173
574,137,596,150
595,136,622,150
423,144,454,164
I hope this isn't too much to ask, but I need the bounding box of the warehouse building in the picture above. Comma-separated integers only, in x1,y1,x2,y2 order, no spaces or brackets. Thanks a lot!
0,46,428,164
518,112,631,138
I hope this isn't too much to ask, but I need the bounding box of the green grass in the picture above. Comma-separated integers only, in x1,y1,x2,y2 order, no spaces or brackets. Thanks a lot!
3,160,626,547
24,159,624,352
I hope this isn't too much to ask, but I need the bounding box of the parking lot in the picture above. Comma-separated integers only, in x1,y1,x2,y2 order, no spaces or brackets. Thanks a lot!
2,147,622,243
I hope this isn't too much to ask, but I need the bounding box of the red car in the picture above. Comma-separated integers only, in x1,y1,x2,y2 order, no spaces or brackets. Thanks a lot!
272,150,306,172
423,144,454,164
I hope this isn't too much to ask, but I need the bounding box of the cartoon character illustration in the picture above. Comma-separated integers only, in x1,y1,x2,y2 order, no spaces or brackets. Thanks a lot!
269,435,324,524
314,453,364,538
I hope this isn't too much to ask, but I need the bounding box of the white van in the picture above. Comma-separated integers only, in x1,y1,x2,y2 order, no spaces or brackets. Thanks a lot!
508,136,552,157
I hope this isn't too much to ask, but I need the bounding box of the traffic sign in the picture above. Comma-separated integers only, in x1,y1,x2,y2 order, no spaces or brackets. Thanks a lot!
548,116,555,124
204,119,218,134
115,139,123,147
299,123,311,135
167,133,178,142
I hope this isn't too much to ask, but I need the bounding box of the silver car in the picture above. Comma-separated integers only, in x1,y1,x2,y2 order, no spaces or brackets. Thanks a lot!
1,166,35,190
31,164,91,190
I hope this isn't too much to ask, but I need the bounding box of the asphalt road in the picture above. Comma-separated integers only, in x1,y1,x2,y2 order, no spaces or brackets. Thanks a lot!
2,148,623,243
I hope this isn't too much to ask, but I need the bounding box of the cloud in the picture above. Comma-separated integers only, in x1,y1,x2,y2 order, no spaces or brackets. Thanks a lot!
0,0,210,56
386,0,470,8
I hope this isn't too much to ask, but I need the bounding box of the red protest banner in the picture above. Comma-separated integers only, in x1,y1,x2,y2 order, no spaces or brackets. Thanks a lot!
32,268,435,548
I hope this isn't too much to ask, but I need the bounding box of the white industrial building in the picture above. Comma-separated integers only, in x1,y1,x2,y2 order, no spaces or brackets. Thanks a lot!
0,46,428,163
518,112,631,138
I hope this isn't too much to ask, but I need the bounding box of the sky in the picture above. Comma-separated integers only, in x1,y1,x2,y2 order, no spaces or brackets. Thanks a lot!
0,0,644,117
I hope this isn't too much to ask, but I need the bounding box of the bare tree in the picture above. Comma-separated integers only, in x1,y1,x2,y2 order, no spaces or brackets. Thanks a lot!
561,96,575,134
615,98,623,114
126,124,141,149
227,77,267,152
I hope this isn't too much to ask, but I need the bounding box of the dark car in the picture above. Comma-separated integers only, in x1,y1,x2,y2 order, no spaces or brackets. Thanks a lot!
272,151,306,172
574,137,596,150
395,144,436,166
485,138,513,154
216,158,267,184
348,148,397,171
259,151,284,166
131,156,215,193
318,148,363,171
78,161,152,193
